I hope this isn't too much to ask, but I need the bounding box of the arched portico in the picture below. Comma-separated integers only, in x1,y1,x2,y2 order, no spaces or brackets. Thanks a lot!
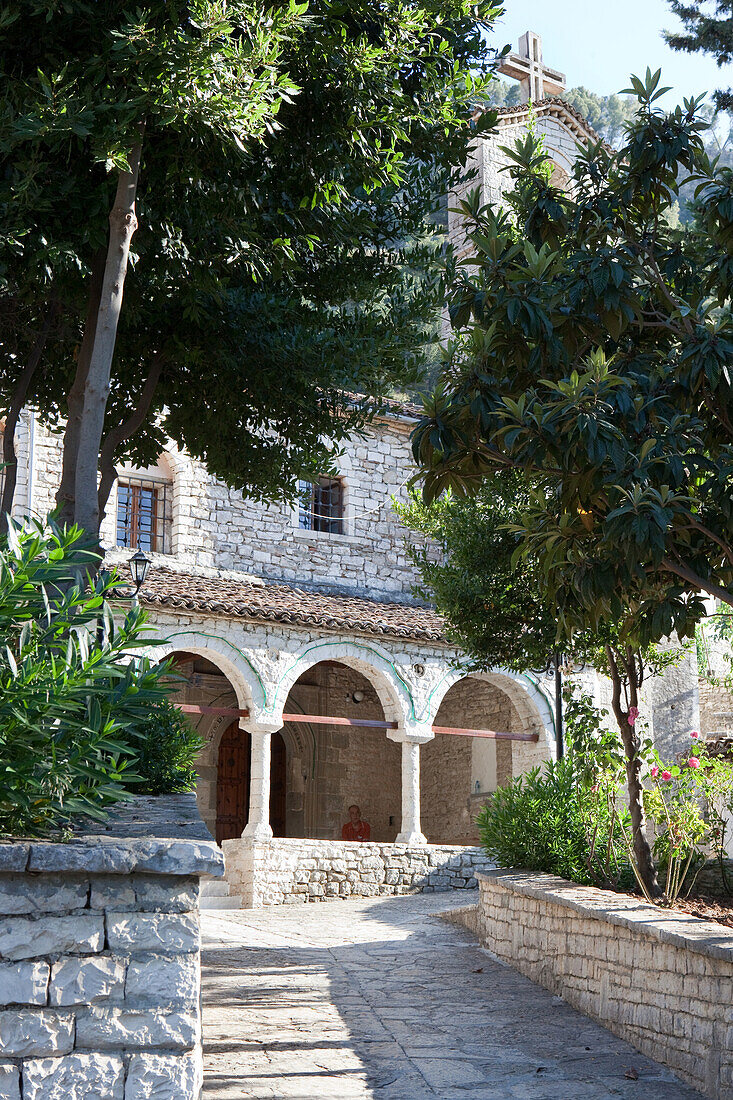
267,639,415,730
418,668,556,844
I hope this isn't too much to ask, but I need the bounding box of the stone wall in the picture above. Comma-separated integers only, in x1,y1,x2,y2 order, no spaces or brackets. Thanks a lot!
26,414,425,601
459,870,733,1100
700,681,733,737
222,838,495,908
0,796,223,1100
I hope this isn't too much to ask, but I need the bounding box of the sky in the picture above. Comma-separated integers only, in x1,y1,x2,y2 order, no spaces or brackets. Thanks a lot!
491,0,727,109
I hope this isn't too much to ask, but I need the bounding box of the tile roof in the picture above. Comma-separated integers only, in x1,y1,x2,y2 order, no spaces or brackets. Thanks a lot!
140,567,448,644
488,97,605,148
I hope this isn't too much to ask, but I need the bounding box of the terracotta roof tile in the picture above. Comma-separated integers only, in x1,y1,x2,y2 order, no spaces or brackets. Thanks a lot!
140,567,448,644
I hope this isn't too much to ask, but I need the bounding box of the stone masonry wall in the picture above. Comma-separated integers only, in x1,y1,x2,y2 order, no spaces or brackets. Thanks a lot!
0,796,223,1100
463,870,733,1100
699,681,733,737
25,414,426,601
222,838,495,909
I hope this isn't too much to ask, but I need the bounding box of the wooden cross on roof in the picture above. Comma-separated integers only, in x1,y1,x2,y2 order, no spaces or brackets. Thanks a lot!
498,31,566,104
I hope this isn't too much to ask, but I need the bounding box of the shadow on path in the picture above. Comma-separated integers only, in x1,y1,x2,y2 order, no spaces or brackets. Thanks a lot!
202,892,703,1100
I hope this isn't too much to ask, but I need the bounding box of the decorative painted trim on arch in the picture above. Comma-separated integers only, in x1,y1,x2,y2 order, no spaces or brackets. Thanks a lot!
267,639,416,725
418,664,556,751
157,628,268,710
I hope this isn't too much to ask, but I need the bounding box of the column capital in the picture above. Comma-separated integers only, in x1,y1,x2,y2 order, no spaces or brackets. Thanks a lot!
387,724,434,745
240,717,282,736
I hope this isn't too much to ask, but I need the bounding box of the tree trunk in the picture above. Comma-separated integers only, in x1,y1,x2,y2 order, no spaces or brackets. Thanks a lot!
73,134,143,544
1,298,57,530
96,354,163,519
56,249,106,526
606,645,663,900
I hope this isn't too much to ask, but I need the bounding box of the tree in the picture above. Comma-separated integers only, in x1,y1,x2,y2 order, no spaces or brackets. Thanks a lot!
666,1,733,110
0,0,501,543
397,472,559,672
560,87,637,147
399,473,677,899
410,70,733,897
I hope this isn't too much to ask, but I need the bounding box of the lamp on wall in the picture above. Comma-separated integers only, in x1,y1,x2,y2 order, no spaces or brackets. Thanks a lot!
129,548,151,595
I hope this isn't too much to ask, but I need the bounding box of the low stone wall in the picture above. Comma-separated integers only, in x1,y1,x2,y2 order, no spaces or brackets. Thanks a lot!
0,795,223,1100
223,838,494,908
464,870,733,1100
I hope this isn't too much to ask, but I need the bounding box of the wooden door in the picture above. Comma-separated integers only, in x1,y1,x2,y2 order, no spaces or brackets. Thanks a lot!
270,731,287,837
216,723,250,844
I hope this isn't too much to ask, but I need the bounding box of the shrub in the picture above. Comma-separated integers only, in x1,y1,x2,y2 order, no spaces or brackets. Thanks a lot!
126,701,203,796
0,520,185,837
476,757,634,888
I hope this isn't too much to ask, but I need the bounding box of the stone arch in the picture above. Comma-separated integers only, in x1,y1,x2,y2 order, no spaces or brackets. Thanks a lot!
153,629,266,715
419,666,556,758
418,668,555,844
268,639,415,729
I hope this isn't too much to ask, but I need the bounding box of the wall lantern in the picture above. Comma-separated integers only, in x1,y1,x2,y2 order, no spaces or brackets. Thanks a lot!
129,548,151,595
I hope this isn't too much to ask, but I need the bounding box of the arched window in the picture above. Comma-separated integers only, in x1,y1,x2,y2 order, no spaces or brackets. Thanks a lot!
115,454,173,555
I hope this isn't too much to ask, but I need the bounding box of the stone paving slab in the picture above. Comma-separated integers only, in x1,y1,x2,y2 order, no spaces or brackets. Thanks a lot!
201,893,704,1099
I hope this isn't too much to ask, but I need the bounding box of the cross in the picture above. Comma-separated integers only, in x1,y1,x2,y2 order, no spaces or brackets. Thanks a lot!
498,31,566,104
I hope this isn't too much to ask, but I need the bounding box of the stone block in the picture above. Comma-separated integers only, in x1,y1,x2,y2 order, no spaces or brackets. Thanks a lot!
50,956,126,1006
105,912,199,953
0,875,88,915
0,961,49,1005
0,1063,19,1100
0,845,30,872
125,955,198,1006
133,876,198,913
0,913,104,961
90,877,137,911
0,1009,74,1057
23,1054,124,1100
124,1052,202,1100
76,1007,198,1050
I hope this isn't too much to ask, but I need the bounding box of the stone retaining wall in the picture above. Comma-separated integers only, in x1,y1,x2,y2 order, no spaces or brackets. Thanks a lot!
460,870,733,1100
0,796,223,1100
223,838,494,908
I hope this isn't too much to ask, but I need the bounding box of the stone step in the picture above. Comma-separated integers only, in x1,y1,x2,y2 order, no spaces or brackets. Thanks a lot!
200,894,243,911
201,880,231,897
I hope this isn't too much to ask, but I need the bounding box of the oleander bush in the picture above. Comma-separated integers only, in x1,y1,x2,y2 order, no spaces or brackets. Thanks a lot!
0,519,199,837
129,701,203,796
475,757,633,888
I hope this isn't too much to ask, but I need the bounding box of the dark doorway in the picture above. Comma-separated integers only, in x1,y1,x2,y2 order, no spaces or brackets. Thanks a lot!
216,723,250,844
270,732,287,837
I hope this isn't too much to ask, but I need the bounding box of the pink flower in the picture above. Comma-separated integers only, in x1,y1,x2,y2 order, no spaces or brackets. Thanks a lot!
590,784,599,793
691,730,700,739
651,765,659,778
688,757,700,769
628,706,639,726
661,770,672,782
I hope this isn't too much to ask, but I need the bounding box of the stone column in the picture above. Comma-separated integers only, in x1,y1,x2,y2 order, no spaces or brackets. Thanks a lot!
389,727,433,845
242,720,279,841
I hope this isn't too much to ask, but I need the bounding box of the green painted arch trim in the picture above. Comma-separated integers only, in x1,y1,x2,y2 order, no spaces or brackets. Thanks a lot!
419,665,556,739
268,640,416,720
162,629,267,705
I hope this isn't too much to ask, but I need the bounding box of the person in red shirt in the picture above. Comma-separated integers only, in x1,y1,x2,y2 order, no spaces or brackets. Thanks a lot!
341,804,371,842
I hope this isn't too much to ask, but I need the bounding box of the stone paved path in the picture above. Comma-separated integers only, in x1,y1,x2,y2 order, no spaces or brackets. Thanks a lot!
201,893,703,1100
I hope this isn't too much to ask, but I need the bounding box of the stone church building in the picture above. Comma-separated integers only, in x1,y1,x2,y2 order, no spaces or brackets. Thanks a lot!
4,33,703,905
